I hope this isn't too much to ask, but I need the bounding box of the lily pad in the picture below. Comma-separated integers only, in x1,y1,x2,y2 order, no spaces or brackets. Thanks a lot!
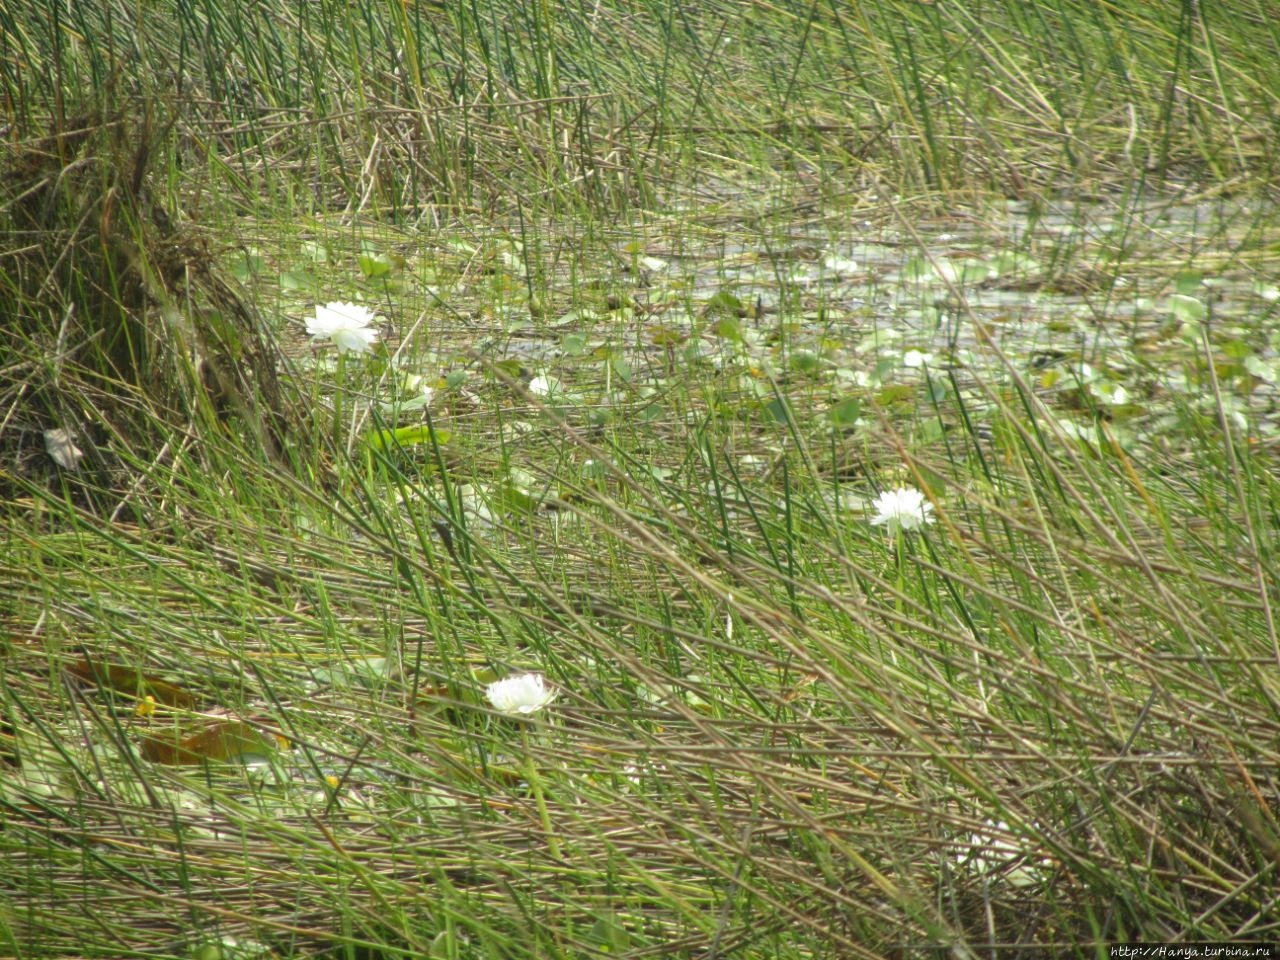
366,424,451,451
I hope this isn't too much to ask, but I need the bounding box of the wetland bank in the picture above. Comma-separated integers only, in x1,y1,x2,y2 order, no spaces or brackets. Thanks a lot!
2,1,1279,957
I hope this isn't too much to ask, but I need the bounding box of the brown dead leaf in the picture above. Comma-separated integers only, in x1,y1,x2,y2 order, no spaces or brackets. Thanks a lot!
65,657,198,709
139,720,277,765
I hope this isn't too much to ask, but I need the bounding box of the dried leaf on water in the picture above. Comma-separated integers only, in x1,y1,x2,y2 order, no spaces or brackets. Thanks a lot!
139,720,280,765
65,657,198,709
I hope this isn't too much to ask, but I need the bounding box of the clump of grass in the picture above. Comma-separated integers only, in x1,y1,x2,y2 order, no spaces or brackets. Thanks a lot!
6,192,1280,956
0,99,309,520
3,0,1275,227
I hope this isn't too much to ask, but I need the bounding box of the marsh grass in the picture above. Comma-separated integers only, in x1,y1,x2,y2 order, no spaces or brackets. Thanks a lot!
3,1,1280,958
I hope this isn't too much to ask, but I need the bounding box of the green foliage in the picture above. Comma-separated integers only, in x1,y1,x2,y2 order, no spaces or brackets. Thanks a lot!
3,1,1280,958
2,0,1276,219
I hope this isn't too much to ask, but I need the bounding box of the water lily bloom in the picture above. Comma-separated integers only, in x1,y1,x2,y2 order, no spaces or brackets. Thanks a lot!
902,349,933,368
527,374,563,398
307,301,380,355
486,673,556,716
870,487,934,534
953,819,1051,888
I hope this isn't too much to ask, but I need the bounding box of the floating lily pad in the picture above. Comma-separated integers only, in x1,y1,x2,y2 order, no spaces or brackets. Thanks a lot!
828,396,862,427
366,424,451,451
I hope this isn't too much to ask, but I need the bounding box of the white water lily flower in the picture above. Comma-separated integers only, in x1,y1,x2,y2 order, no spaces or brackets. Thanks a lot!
870,487,934,534
527,374,563,398
902,349,933,369
486,673,556,716
307,301,380,355
954,819,1052,888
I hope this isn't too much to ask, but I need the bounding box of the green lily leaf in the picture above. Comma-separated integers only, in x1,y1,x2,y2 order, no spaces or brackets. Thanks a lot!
828,396,862,427
1169,294,1205,322
367,424,451,451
